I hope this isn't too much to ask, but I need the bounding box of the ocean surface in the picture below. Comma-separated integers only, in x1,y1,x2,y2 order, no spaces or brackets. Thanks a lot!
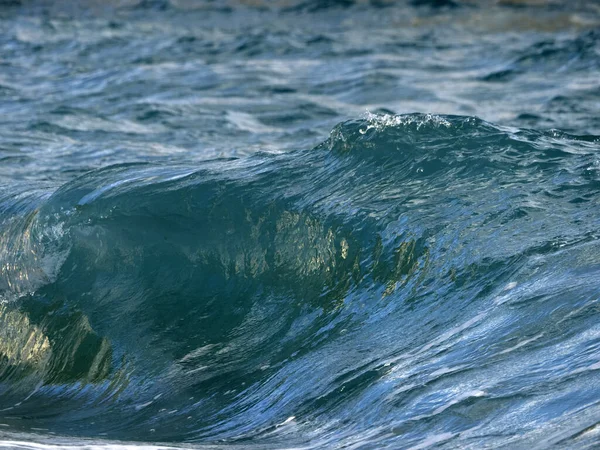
1,0,600,448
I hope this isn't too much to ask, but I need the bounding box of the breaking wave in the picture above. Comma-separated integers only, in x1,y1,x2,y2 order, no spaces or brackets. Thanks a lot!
2,114,600,447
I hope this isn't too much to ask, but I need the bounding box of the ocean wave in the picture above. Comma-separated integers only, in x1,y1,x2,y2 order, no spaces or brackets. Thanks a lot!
1,114,600,446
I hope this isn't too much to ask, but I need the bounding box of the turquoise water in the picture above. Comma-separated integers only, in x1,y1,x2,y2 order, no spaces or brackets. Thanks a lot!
1,1,600,448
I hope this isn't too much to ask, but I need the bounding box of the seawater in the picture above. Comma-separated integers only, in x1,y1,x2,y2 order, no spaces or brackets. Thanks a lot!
1,0,600,448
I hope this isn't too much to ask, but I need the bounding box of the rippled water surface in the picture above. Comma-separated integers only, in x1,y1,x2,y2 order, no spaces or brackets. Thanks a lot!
1,0,600,448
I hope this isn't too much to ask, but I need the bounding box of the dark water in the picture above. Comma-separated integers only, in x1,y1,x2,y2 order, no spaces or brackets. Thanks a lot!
1,0,600,448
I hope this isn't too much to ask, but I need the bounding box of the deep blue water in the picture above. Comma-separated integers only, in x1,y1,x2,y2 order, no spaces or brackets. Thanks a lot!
1,0,600,448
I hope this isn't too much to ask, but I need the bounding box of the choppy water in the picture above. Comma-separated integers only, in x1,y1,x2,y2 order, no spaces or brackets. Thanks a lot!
1,0,600,448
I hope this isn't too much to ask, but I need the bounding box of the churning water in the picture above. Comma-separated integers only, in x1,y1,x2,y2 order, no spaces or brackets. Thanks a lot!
1,0,600,448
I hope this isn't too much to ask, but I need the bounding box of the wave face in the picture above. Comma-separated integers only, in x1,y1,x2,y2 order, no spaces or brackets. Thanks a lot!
1,113,600,447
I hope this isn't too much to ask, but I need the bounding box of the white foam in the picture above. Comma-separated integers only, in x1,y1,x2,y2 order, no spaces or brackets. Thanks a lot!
360,111,452,134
